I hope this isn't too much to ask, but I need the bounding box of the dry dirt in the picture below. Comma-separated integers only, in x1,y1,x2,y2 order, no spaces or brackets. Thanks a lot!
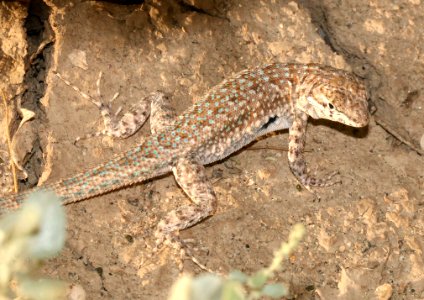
0,0,423,299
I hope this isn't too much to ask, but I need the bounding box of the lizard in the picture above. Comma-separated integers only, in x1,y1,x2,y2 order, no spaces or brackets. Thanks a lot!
0,63,369,253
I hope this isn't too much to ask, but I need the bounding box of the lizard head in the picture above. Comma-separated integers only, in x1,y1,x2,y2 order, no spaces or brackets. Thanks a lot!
298,66,369,127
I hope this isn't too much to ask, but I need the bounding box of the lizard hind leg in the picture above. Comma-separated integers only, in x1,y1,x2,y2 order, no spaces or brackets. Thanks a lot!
150,92,177,135
153,157,217,272
55,71,154,142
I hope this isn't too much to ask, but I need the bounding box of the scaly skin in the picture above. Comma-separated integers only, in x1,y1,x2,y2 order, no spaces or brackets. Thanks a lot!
0,63,369,242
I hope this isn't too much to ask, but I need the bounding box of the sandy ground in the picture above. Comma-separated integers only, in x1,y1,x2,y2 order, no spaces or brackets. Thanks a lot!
0,0,423,299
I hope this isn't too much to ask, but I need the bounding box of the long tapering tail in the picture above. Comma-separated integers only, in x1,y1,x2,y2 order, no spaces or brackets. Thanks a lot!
0,140,174,215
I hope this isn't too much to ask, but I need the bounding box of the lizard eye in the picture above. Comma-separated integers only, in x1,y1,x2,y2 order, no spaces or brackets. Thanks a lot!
328,103,335,109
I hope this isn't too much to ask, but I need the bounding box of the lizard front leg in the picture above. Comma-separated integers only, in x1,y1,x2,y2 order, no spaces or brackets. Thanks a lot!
288,109,339,190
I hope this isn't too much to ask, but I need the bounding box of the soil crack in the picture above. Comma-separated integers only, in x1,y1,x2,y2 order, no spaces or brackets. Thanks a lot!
17,0,54,189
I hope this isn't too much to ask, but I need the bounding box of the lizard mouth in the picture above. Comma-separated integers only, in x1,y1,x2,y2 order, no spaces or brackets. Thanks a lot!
345,97,370,127
350,109,370,127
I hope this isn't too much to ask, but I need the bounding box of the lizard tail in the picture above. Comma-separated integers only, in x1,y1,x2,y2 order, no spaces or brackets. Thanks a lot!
0,143,173,215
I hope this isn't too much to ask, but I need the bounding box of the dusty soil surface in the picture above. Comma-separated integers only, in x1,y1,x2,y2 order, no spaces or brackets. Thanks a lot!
0,0,423,299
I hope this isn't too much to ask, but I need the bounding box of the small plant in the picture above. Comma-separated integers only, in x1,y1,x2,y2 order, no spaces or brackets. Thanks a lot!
168,223,305,300
0,191,83,300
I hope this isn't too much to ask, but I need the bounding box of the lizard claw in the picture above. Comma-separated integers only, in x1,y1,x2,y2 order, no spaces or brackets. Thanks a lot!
321,170,341,186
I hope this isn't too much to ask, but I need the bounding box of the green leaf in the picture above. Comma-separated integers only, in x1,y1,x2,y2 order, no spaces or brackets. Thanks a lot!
261,283,288,298
221,281,245,300
247,271,267,289
25,191,66,259
18,277,68,300
190,274,223,300
228,270,248,283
